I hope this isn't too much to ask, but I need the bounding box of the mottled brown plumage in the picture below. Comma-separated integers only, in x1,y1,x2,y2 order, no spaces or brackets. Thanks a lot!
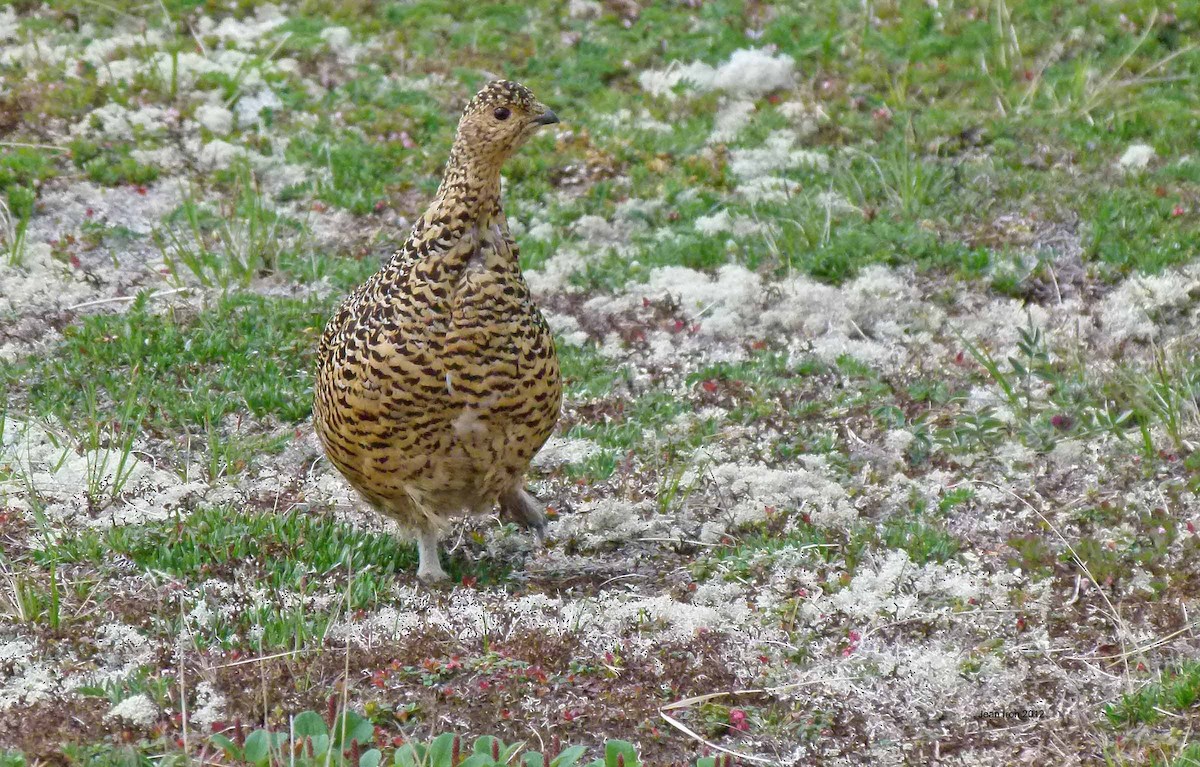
314,80,562,582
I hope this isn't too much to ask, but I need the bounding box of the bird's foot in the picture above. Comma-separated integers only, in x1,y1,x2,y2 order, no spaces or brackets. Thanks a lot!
500,486,548,543
416,529,449,583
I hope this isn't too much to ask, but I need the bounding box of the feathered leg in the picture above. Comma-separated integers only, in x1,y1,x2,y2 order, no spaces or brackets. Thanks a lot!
499,486,548,542
416,529,449,583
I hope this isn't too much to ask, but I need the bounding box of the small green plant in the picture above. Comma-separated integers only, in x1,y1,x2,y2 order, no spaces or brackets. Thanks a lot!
881,515,961,565
655,458,700,516
214,160,296,283
155,163,297,290
212,708,377,767
69,140,160,187
839,125,954,220
208,721,715,767
41,505,427,616
203,421,289,482
153,194,223,288
1087,402,1134,442
0,195,30,267
937,406,1007,454
1139,349,1200,457
16,290,327,435
1104,661,1200,728
73,380,148,510
955,320,1057,426
1006,534,1056,579
78,667,173,709
1009,323,1052,416
0,558,61,629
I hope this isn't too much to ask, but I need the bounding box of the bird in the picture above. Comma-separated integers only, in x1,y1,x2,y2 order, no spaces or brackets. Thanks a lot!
313,80,563,583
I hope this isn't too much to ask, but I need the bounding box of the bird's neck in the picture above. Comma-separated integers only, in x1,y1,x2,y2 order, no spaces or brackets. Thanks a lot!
434,142,503,224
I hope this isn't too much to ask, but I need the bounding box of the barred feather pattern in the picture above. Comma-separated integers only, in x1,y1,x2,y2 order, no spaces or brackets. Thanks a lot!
313,80,562,549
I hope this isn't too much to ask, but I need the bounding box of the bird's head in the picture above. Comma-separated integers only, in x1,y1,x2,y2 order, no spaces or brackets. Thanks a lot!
451,80,559,167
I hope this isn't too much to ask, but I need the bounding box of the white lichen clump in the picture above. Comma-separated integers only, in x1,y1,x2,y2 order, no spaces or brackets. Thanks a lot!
105,694,159,727
638,48,796,100
1117,143,1155,170
194,103,234,136
532,437,601,470
188,682,228,729
728,130,828,179
1095,271,1196,344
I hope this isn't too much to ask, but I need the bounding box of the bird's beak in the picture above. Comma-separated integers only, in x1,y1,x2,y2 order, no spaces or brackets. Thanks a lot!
533,109,560,126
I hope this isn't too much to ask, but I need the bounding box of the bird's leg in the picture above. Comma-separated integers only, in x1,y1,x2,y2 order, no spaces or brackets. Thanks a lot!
416,529,449,583
499,486,548,542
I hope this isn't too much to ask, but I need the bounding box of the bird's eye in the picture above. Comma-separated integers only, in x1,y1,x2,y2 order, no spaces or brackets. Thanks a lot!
493,107,511,121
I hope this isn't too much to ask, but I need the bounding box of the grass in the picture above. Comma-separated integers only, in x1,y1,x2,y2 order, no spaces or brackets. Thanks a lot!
0,196,30,268
77,666,174,711
880,514,961,566
1,0,1200,763
41,723,723,767
41,506,417,594
0,146,51,267
1105,662,1200,764
0,557,61,629
155,161,304,290
69,139,161,187
31,505,508,650
557,342,623,400
4,290,329,438
285,82,449,214
566,390,691,453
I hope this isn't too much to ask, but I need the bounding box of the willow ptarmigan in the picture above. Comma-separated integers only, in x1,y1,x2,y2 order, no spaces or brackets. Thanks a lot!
314,80,563,583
